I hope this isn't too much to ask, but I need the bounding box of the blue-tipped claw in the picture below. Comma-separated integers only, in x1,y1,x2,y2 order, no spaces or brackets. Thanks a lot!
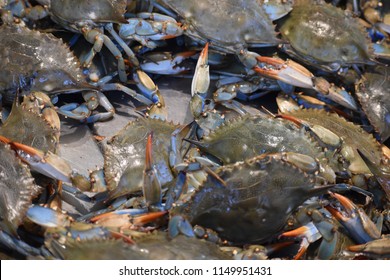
168,215,195,238
26,206,71,228
326,192,381,244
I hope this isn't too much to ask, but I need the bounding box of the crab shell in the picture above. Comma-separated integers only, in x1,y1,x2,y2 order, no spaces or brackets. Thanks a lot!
160,0,279,53
0,94,60,154
104,117,181,200
280,3,374,71
355,65,390,142
173,155,330,244
48,0,127,32
195,114,335,183
283,108,384,176
0,142,42,237
45,231,230,260
0,24,92,103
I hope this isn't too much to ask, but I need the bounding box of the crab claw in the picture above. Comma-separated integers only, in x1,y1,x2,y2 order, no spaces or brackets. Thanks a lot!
168,215,195,238
280,222,321,259
312,77,358,111
0,136,72,183
142,132,162,208
254,57,314,89
326,192,381,244
347,238,390,258
26,206,72,228
134,70,167,120
253,57,358,110
91,210,167,227
192,42,210,97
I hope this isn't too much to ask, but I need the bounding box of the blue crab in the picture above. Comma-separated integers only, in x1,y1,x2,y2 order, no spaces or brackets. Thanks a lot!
355,65,390,142
279,1,375,72
170,153,331,244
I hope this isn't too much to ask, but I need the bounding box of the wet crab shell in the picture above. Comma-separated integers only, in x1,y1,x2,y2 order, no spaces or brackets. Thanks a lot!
197,114,325,164
194,114,335,183
173,156,329,244
160,0,279,53
0,24,88,102
280,3,374,71
0,100,60,154
0,142,42,237
45,231,231,260
104,117,181,200
283,108,384,175
49,0,127,32
355,65,390,142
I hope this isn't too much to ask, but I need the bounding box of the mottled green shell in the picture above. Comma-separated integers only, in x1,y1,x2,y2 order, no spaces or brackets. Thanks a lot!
0,142,41,236
280,3,372,69
0,102,59,153
161,0,279,52
50,0,127,32
286,109,383,175
355,66,390,142
0,24,84,102
105,118,180,200
199,114,325,165
46,233,230,260
176,156,326,244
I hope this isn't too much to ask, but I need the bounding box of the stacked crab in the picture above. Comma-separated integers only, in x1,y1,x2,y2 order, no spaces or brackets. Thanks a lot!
0,0,389,260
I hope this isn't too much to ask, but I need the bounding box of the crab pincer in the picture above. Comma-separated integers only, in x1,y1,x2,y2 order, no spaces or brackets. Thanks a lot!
0,135,72,183
252,56,358,110
326,192,381,244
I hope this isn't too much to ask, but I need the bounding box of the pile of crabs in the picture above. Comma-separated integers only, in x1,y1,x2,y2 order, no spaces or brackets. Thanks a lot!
0,0,389,260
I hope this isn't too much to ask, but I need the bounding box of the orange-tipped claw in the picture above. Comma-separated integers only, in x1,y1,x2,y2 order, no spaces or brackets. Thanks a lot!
131,211,167,225
324,205,345,222
145,132,153,170
280,225,311,238
329,192,356,216
347,243,366,252
200,42,209,61
143,132,162,207
109,231,135,244
0,135,12,144
254,57,314,89
276,113,306,128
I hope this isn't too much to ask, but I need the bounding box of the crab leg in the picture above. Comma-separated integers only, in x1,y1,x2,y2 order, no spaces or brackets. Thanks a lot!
105,23,139,68
57,91,115,123
118,13,183,49
0,230,51,258
140,51,196,75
